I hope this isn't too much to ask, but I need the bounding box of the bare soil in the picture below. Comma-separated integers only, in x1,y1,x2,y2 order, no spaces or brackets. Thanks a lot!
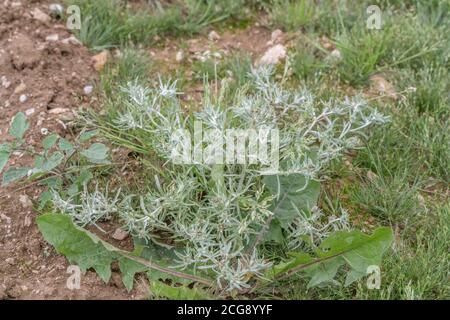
0,0,145,300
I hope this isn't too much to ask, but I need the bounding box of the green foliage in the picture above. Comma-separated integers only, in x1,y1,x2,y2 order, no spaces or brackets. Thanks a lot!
67,0,247,50
9,112,29,140
263,174,320,240
37,212,213,296
2,167,30,186
0,143,11,172
0,112,110,191
270,0,316,31
268,227,393,288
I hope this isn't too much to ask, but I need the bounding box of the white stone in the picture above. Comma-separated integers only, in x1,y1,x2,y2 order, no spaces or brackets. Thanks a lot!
258,44,287,65
175,50,184,62
19,94,28,103
83,85,93,95
19,194,33,208
45,34,59,42
112,228,129,241
25,108,35,116
1,76,11,89
329,49,341,60
62,35,81,45
208,30,221,41
31,8,51,23
14,82,26,94
49,3,64,16
48,107,70,114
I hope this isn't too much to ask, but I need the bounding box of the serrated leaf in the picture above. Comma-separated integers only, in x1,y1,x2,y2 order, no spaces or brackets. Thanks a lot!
79,130,99,142
37,213,116,282
264,174,320,227
0,143,11,172
2,167,29,186
9,112,29,140
42,133,59,150
37,213,212,292
269,227,394,288
81,143,108,162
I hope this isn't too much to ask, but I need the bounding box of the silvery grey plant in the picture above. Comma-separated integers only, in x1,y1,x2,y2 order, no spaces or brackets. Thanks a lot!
53,66,388,291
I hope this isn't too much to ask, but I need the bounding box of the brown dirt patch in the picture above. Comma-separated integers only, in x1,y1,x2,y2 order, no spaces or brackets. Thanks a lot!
0,0,147,300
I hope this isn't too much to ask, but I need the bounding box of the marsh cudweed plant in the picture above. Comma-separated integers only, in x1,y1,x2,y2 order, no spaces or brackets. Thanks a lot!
55,67,388,291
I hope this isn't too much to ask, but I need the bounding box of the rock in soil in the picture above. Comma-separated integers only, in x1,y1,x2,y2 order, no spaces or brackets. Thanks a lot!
257,44,287,65
112,228,129,241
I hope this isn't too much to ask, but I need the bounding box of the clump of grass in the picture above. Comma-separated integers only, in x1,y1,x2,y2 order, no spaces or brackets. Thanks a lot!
270,0,316,31
334,29,391,85
66,0,247,50
100,48,153,96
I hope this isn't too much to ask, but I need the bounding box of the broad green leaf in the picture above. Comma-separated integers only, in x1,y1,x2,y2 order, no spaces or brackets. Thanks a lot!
37,213,116,282
150,280,211,300
37,213,212,292
268,252,313,278
76,168,93,186
42,134,59,150
81,143,108,162
317,227,394,286
134,237,194,285
305,258,344,288
58,138,74,152
0,143,11,172
38,191,53,210
2,167,29,186
34,155,45,168
264,173,320,227
79,130,99,142
39,176,63,189
268,227,394,288
9,112,29,140
265,219,285,244
119,258,148,292
39,152,65,172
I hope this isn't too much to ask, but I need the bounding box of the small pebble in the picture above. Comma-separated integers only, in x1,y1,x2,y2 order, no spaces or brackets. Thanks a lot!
25,108,35,116
19,194,33,208
48,107,70,114
19,94,28,103
1,76,11,89
61,35,81,45
112,228,129,241
49,3,64,16
45,34,59,42
175,51,184,62
14,82,27,94
31,8,51,23
208,30,221,41
83,85,93,95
